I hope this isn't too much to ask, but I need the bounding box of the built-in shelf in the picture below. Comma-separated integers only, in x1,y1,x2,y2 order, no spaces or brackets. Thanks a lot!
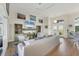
22,28,36,31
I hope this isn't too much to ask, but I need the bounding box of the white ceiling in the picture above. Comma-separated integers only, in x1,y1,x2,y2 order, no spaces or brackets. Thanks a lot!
10,3,79,17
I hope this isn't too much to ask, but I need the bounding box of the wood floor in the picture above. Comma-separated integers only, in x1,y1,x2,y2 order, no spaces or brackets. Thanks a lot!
47,38,79,56
5,42,16,56
5,38,79,56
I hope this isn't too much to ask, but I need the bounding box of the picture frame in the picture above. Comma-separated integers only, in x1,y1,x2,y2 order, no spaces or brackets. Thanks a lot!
39,19,43,23
30,15,36,21
17,13,26,20
36,26,41,32
15,24,22,34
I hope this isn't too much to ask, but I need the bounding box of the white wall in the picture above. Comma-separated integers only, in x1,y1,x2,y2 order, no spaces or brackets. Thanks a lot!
48,15,71,38
8,5,49,42
48,11,79,38
8,4,79,42
36,16,49,36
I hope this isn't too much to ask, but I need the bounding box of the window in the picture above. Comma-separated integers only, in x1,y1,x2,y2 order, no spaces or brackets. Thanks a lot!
75,17,79,32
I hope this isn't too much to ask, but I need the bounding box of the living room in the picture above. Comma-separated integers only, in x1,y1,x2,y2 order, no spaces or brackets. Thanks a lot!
1,3,79,56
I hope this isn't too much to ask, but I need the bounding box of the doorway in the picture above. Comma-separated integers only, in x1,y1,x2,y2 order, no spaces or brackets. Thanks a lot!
57,20,65,37
58,25,65,37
